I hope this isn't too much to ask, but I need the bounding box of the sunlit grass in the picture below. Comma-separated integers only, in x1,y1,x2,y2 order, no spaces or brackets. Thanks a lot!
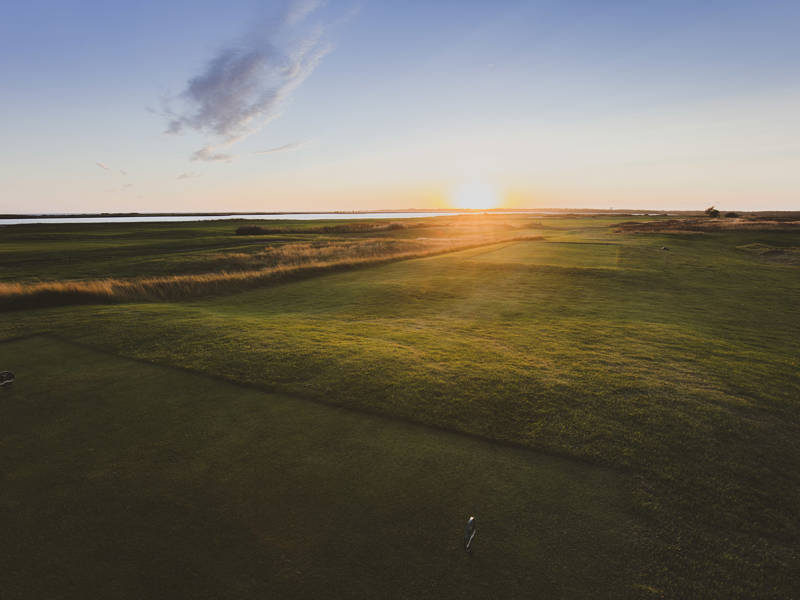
0,234,541,308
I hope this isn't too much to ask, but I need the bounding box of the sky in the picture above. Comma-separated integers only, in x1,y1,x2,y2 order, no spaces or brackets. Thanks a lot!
1,0,798,213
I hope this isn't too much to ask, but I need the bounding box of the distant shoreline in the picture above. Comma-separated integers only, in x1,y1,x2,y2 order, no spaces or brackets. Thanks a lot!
2,209,796,222
3,208,673,219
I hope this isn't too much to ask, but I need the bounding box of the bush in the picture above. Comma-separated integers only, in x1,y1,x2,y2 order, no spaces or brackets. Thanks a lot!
724,212,740,218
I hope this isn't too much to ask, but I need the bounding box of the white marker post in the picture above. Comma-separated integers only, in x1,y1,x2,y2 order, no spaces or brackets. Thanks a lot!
464,516,476,554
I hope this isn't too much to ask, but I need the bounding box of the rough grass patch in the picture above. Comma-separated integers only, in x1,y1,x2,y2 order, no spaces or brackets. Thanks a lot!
236,222,414,235
0,235,542,309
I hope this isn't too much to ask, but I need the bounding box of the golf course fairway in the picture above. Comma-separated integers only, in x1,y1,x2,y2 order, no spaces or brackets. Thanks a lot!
1,336,643,599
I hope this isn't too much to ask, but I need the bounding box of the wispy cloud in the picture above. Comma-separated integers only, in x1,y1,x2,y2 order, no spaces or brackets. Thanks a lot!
165,0,331,162
177,172,200,180
254,140,308,155
96,162,110,171
191,147,233,162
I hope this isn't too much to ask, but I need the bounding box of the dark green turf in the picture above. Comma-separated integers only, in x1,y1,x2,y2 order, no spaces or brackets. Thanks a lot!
0,336,645,599
1,216,798,596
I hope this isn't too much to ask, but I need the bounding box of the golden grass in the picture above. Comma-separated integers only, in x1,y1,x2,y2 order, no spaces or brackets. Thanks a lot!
235,221,418,235
206,238,468,270
0,235,541,309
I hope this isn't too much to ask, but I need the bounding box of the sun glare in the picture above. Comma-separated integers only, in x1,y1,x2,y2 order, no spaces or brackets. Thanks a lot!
451,181,501,210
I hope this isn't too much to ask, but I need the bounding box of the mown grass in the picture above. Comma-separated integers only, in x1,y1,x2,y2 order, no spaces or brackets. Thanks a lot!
0,336,642,599
737,242,800,265
1,215,798,596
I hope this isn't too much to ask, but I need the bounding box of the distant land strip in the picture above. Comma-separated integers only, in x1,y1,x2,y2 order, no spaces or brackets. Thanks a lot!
2,209,763,220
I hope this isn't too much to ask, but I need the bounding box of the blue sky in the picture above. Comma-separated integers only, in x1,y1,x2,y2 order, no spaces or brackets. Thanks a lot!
1,0,798,212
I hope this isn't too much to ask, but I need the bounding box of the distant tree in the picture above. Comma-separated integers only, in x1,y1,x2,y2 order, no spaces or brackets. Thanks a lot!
724,212,740,218
704,206,720,218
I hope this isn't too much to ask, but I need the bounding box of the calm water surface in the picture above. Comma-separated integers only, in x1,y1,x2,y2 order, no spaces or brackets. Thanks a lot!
0,212,465,225
0,211,659,226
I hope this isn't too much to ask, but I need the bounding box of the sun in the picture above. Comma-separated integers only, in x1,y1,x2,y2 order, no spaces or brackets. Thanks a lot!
451,181,501,210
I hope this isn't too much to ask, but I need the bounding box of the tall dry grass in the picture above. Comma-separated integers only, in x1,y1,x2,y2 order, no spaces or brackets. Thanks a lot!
235,221,418,235
0,235,541,310
205,239,458,270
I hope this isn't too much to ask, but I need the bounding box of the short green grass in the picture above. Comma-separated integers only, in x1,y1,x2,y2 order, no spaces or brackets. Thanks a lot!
0,336,640,599
1,215,798,596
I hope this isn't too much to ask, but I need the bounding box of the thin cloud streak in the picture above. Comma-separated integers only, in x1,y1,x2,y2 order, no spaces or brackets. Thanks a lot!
96,162,110,170
254,141,307,154
165,0,331,162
